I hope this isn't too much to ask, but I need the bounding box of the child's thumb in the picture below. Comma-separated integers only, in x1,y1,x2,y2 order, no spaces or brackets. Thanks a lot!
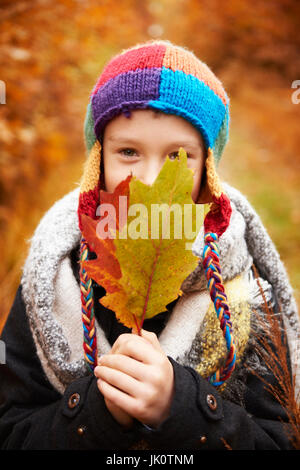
139,328,162,351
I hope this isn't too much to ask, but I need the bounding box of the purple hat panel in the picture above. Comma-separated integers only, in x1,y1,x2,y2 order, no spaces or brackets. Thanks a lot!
92,68,162,139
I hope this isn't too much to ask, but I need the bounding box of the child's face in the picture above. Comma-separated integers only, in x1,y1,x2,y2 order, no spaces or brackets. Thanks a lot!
102,109,206,202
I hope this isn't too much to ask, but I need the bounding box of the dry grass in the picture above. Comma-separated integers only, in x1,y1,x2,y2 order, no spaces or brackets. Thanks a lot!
252,265,300,449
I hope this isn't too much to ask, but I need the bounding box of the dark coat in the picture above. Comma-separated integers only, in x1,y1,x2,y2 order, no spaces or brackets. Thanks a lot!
0,268,294,451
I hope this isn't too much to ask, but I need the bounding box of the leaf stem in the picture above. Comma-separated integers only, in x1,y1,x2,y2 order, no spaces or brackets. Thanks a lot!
133,314,142,335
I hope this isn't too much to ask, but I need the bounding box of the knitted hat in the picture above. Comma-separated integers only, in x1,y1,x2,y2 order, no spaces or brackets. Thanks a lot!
78,40,235,387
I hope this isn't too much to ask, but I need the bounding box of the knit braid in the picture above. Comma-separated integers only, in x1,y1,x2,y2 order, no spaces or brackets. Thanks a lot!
203,232,236,386
206,148,222,199
80,237,98,371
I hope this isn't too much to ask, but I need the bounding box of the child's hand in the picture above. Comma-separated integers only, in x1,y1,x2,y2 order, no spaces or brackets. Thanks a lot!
94,329,174,428
102,397,134,429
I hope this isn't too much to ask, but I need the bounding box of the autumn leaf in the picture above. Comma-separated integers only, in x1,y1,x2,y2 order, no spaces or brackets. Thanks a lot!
99,174,131,232
80,175,130,297
82,149,204,331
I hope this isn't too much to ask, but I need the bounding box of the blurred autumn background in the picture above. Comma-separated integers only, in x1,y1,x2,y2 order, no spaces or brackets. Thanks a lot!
1,0,300,331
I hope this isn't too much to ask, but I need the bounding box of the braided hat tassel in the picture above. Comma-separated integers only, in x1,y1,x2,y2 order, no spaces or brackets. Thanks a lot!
78,140,102,372
203,149,236,386
80,237,98,371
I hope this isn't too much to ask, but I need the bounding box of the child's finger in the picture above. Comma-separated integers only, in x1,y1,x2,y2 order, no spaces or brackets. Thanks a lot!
95,354,147,381
97,378,137,416
96,365,143,398
139,329,162,352
111,333,161,364
131,327,162,352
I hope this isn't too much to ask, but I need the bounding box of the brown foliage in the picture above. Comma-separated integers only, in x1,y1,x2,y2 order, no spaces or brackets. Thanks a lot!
161,0,300,80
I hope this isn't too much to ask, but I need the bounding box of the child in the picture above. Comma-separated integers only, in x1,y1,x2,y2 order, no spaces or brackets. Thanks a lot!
0,40,299,450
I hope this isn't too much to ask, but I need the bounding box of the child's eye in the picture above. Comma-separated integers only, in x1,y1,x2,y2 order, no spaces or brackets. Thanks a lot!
169,151,191,160
169,151,180,160
119,148,138,158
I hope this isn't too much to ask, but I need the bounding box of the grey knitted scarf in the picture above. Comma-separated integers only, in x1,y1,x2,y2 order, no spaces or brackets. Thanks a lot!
21,184,299,399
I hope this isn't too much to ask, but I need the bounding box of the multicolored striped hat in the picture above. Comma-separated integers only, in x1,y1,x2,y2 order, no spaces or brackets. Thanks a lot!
84,40,229,165
78,40,235,387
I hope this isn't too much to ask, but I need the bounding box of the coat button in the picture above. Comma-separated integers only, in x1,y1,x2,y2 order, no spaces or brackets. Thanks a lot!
206,394,217,411
68,392,80,409
77,425,86,436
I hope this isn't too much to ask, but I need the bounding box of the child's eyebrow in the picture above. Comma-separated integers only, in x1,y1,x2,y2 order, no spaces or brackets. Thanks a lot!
107,135,139,144
167,141,200,151
107,135,200,150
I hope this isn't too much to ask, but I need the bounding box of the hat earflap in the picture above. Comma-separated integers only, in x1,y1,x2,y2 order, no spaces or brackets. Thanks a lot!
202,148,236,386
78,139,102,372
